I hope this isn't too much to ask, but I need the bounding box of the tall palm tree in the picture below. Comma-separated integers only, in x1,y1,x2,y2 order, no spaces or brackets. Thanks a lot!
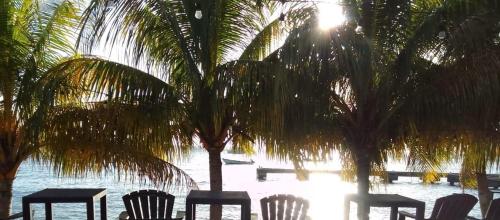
449,13,500,217
0,0,195,218
264,0,500,219
55,0,313,219
408,0,500,216
0,0,81,216
406,5,500,217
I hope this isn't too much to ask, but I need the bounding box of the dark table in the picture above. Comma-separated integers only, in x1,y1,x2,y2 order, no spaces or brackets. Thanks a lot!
185,190,251,220
22,188,107,220
344,193,425,220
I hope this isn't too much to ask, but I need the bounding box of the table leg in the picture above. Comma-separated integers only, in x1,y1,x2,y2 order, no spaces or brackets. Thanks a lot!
344,199,350,220
416,206,424,220
22,201,31,220
390,207,398,220
193,204,196,220
100,196,107,220
45,203,52,220
87,200,95,220
186,202,192,220
242,201,251,220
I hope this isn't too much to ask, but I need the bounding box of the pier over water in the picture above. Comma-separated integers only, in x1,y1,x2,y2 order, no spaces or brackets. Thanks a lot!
256,167,500,187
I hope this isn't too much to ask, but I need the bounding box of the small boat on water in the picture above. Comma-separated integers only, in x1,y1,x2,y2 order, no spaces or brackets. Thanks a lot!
222,158,255,165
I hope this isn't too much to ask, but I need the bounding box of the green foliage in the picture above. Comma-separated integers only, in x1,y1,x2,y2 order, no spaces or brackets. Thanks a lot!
263,0,500,182
0,0,196,193
71,0,317,159
1,0,81,177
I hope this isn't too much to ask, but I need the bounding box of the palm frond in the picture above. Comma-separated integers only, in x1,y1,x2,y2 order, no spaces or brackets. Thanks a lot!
48,56,181,104
36,101,195,188
259,0,500,179
239,7,315,61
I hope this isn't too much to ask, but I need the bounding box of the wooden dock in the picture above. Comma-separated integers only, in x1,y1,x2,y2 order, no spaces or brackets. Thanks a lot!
256,168,341,180
256,168,500,188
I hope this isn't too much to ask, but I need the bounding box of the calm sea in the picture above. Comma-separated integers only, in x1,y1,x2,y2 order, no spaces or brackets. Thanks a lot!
10,148,493,219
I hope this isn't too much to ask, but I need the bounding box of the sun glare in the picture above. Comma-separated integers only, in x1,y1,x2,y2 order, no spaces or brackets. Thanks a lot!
318,1,346,30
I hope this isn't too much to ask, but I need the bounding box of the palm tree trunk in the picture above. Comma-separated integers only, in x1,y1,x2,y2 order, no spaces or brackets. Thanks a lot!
356,150,370,220
208,149,223,220
0,177,14,219
477,172,492,217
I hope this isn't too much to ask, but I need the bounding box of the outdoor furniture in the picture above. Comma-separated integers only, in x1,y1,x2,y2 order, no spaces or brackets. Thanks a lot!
260,194,309,220
466,198,500,220
120,189,182,220
22,188,107,220
398,193,477,220
344,193,425,220
185,190,251,220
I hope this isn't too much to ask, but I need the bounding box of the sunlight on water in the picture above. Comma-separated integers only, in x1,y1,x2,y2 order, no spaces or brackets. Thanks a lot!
304,175,355,219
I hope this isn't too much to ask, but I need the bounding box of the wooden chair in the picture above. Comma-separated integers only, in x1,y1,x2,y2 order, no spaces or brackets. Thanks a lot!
120,190,182,220
260,194,310,220
466,198,500,220
399,194,478,220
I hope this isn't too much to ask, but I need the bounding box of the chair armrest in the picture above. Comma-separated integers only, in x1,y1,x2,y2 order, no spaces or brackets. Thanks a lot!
118,211,129,220
465,216,482,220
398,211,417,219
7,212,23,219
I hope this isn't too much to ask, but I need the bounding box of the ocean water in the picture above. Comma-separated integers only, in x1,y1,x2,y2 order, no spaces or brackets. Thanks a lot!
10,148,495,219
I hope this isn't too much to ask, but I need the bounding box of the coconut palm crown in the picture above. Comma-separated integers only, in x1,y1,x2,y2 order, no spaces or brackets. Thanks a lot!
0,0,196,218
263,0,500,219
52,0,313,219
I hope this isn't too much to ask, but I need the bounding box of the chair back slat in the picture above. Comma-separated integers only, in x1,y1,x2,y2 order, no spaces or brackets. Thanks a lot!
269,195,277,220
165,193,175,219
429,194,477,220
485,198,500,220
149,191,158,219
261,194,309,220
139,190,150,219
131,192,143,219
158,193,166,218
122,190,176,220
261,198,270,220
430,196,444,218
277,195,286,220
298,200,309,220
123,194,136,219
292,199,303,220
284,196,294,220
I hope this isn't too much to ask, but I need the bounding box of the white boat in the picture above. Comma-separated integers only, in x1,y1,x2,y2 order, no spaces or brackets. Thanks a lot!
222,158,255,165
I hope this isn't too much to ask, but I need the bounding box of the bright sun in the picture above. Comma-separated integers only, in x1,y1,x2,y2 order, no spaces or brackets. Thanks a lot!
318,1,346,30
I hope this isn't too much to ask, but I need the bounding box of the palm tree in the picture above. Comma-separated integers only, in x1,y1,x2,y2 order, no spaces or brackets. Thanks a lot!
407,6,500,217
55,0,313,219
0,0,194,218
448,13,500,217
0,0,82,216
263,0,500,219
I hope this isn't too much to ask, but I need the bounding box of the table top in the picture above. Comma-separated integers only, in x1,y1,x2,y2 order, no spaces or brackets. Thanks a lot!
23,188,107,203
345,194,425,208
186,190,250,204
